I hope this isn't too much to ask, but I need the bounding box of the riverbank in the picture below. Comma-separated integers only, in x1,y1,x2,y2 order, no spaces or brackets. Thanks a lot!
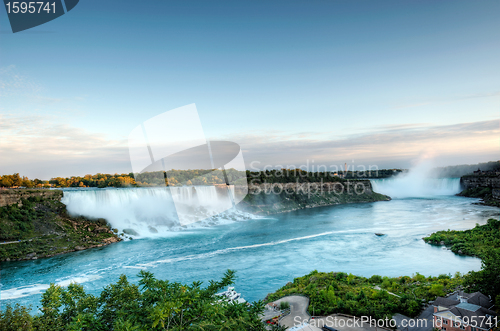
459,173,500,207
422,218,500,313
0,189,121,262
422,218,499,258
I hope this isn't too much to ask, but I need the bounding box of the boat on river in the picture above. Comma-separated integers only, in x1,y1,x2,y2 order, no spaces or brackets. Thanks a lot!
215,286,246,304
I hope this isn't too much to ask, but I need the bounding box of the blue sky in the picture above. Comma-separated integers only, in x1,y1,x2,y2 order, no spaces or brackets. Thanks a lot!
0,0,499,178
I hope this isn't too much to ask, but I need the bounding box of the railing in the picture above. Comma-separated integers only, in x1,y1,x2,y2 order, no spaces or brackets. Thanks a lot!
278,308,291,323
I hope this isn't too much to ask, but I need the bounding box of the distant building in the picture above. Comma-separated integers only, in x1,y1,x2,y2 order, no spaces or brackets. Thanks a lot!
433,291,497,331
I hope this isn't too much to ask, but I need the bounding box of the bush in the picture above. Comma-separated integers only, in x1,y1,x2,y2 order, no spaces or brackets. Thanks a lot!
369,275,383,284
280,301,290,310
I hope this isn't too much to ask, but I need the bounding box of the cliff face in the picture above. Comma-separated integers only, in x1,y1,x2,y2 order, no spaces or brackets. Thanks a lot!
237,180,390,215
459,174,500,207
0,189,121,262
0,189,61,207
460,175,500,189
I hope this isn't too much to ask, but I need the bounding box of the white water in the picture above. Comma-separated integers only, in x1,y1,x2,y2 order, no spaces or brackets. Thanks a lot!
371,177,460,198
0,275,102,300
62,187,255,238
370,163,461,198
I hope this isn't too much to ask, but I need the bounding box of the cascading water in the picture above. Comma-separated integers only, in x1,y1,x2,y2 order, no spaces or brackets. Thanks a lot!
370,161,462,198
370,161,463,198
61,186,254,237
371,177,461,198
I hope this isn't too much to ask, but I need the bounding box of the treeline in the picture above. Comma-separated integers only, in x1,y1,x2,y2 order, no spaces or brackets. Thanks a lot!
1,168,404,189
434,160,500,178
0,270,285,331
0,173,49,188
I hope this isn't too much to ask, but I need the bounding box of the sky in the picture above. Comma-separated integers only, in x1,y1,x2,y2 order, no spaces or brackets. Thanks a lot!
0,0,499,179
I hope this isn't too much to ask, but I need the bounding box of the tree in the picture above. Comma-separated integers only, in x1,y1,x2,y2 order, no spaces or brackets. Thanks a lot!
1,176,13,187
464,248,500,299
1,270,274,331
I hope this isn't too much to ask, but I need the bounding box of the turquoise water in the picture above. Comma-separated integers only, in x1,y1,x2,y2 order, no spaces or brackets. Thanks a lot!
0,193,498,312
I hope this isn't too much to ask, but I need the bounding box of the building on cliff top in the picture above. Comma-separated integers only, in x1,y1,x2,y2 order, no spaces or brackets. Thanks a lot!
433,291,497,331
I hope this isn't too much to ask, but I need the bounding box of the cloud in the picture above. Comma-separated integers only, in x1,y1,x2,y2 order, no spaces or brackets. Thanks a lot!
0,114,131,179
0,65,43,97
0,112,498,179
227,119,500,170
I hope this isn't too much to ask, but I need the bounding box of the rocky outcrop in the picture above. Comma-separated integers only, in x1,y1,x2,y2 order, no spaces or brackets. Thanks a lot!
460,174,500,190
459,174,500,207
0,189,122,262
0,189,61,207
238,180,390,215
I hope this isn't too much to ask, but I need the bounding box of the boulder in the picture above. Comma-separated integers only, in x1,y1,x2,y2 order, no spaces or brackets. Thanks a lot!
123,228,139,236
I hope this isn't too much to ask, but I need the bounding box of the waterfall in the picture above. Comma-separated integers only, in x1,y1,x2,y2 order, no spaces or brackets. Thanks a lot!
61,186,254,238
370,177,461,198
369,161,464,198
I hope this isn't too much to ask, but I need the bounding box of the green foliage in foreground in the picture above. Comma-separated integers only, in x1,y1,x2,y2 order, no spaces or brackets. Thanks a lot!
464,249,500,309
423,218,500,259
266,271,464,319
424,220,500,313
0,270,283,331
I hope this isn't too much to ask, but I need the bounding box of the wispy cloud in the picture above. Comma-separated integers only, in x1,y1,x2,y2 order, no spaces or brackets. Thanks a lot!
392,90,500,110
0,65,42,97
0,112,498,179
227,119,500,169
0,114,130,179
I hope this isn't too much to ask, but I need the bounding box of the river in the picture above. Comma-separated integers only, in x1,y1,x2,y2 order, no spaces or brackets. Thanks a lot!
0,178,498,312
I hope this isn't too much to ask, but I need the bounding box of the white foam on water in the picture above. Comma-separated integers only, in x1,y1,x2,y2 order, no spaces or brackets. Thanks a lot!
371,162,461,198
61,187,259,238
124,229,361,269
0,275,102,300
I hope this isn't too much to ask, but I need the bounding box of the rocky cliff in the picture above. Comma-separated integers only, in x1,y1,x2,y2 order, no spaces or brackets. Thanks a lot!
459,174,500,207
0,189,60,207
237,180,390,215
0,189,121,262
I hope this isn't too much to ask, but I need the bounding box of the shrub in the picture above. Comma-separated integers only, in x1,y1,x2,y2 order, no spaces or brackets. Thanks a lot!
280,301,290,310
369,275,383,284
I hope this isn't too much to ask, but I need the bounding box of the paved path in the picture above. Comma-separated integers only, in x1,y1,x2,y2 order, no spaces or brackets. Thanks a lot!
261,309,281,322
274,296,311,328
0,241,20,245
373,285,401,298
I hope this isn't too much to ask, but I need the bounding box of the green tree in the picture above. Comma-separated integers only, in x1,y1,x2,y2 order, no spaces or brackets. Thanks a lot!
464,248,500,299
1,270,274,331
